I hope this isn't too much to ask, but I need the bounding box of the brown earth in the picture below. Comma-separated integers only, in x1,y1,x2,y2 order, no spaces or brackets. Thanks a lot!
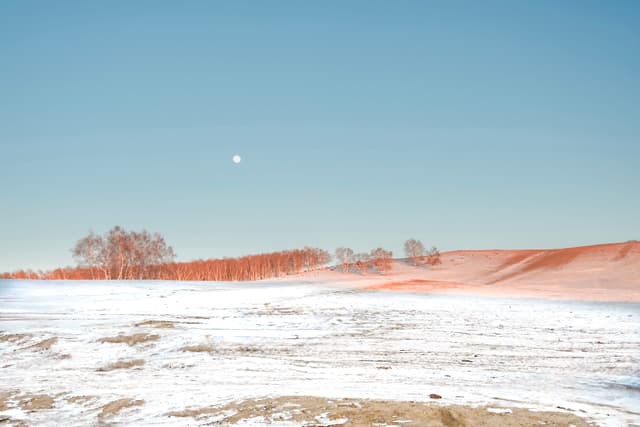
27,337,58,350
96,359,145,372
66,395,96,405
98,334,159,346
135,320,175,329
180,344,214,353
98,398,145,418
0,333,32,344
18,393,55,411
0,391,13,411
0,391,29,427
166,396,593,426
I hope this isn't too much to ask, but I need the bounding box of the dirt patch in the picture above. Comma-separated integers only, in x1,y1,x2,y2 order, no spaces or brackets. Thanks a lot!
98,398,144,418
96,359,145,372
66,395,96,405
0,416,27,427
491,248,585,284
259,306,304,316
518,249,584,272
0,391,14,411
98,334,159,346
166,396,592,426
18,393,55,411
0,333,32,344
180,344,214,353
492,251,538,273
135,320,175,329
368,279,462,292
614,241,638,261
166,406,219,418
236,345,261,354
27,337,58,350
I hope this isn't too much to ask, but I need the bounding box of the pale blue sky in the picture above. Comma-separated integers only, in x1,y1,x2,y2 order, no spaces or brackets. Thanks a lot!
1,1,639,271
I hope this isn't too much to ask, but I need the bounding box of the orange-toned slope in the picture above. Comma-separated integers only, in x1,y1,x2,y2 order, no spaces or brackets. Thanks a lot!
287,242,640,302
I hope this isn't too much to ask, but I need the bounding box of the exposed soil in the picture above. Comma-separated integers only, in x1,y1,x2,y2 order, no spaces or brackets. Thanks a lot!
98,398,145,418
65,395,96,405
491,250,538,273
180,344,214,353
18,393,55,411
614,241,639,261
167,396,593,426
492,248,584,283
26,337,58,350
368,279,462,292
0,391,13,411
98,334,159,346
166,406,219,418
0,416,27,427
96,359,145,372
135,320,175,329
0,333,32,344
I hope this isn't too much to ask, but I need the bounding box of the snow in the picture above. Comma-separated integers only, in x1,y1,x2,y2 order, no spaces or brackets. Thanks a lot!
1,279,639,426
487,407,513,414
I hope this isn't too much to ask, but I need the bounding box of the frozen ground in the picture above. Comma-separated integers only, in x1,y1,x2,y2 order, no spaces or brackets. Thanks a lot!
0,280,639,426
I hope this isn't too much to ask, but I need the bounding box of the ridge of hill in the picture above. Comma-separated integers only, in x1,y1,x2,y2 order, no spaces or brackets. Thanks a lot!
284,241,640,302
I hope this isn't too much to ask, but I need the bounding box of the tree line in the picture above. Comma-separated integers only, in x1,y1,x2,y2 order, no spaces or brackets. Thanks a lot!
0,227,331,281
0,227,440,281
334,238,440,274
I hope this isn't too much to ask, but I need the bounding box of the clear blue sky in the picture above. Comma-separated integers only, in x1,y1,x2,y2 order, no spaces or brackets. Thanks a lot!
1,1,639,271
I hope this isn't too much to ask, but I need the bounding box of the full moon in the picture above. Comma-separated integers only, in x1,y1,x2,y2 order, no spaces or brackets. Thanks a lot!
232,155,242,164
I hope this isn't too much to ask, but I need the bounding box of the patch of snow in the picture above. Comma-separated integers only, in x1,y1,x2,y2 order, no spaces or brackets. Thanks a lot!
315,412,348,425
487,407,512,414
0,279,639,426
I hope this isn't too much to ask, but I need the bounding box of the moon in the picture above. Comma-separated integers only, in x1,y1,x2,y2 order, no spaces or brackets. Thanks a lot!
232,155,242,164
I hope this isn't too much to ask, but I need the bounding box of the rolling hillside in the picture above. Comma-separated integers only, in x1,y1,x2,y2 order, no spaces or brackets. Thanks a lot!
288,241,640,302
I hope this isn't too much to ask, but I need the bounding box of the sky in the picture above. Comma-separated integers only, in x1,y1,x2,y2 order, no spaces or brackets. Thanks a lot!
1,1,639,271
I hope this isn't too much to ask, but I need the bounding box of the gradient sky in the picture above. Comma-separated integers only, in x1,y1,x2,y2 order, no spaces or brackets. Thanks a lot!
1,1,639,271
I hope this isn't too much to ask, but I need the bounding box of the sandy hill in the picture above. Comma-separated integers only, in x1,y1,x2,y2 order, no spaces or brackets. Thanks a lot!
284,241,640,302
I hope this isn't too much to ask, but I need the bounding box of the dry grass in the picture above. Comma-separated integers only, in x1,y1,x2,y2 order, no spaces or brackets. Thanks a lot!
180,344,214,354
0,333,32,344
98,334,159,346
18,394,55,411
98,398,145,418
492,247,588,284
614,240,639,261
96,359,145,372
0,391,13,411
27,337,58,350
135,320,175,329
492,250,538,273
65,395,95,405
368,279,462,292
0,416,27,427
166,396,592,426
166,406,219,418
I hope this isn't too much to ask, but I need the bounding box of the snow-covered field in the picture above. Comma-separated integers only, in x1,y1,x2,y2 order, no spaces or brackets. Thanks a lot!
1,280,639,426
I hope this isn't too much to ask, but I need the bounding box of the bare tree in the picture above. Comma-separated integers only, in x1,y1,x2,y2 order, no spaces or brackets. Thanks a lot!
335,247,354,272
354,252,371,275
72,226,175,280
370,248,393,274
72,231,107,279
426,246,442,266
9,242,331,282
404,238,425,266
